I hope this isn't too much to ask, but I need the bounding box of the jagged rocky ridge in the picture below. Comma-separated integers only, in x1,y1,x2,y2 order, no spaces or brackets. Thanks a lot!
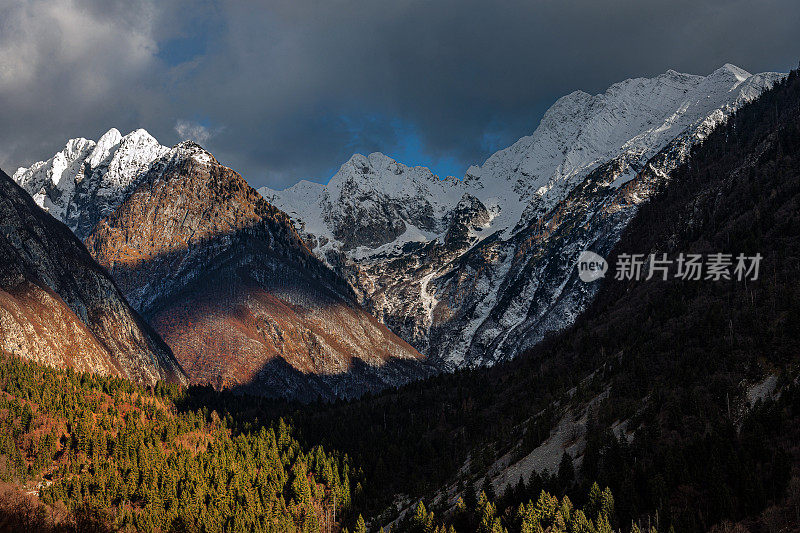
36,138,428,400
13,128,169,240
260,64,784,369
0,169,186,385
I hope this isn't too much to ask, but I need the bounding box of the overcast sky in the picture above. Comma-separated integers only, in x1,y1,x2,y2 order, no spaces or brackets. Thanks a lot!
1,0,798,189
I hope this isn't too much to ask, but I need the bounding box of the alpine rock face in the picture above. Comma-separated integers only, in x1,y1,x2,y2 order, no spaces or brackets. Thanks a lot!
0,169,186,385
260,64,784,369
14,131,430,400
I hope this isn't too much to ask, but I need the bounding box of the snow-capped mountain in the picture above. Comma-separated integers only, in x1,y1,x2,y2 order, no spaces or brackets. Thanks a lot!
260,64,784,369
10,64,785,374
13,128,169,239
81,140,429,400
260,153,466,256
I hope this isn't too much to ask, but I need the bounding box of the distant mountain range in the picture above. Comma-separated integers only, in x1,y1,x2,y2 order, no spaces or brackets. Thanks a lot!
260,64,784,368
7,63,784,396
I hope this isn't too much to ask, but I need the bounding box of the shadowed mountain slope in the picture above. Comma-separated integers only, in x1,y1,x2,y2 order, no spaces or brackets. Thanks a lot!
0,169,185,385
270,67,800,532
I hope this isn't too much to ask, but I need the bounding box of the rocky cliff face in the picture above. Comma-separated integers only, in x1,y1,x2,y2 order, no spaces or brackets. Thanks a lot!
83,142,429,400
261,65,784,368
0,169,185,385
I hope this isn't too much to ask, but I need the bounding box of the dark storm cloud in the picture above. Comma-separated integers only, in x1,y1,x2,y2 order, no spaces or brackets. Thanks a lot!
1,0,798,188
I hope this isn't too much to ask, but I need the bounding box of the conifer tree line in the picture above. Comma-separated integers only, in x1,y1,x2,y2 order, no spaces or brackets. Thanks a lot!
0,352,360,532
0,351,668,533
383,483,623,533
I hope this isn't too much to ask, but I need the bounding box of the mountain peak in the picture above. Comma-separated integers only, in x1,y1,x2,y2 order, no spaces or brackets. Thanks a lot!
120,128,160,147
13,127,169,239
98,127,122,144
86,128,123,168
338,152,399,181
712,63,751,81
340,152,438,179
341,152,371,172
170,140,216,166
366,151,395,166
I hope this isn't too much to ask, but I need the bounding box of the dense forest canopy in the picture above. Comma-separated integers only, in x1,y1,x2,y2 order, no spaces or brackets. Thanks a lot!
0,353,360,532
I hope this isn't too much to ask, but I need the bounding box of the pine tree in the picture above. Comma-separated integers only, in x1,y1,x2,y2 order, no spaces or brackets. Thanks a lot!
354,514,367,533
412,501,428,533
587,482,602,518
464,479,478,510
600,486,615,521
557,452,574,490
482,476,496,502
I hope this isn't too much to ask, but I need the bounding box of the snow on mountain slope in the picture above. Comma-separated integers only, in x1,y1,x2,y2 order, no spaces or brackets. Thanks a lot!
13,128,169,239
10,65,784,372
260,64,784,368
260,152,466,257
463,64,774,233
13,132,431,399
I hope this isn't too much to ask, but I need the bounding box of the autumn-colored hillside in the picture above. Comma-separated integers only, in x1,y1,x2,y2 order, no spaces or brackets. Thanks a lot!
0,351,359,532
